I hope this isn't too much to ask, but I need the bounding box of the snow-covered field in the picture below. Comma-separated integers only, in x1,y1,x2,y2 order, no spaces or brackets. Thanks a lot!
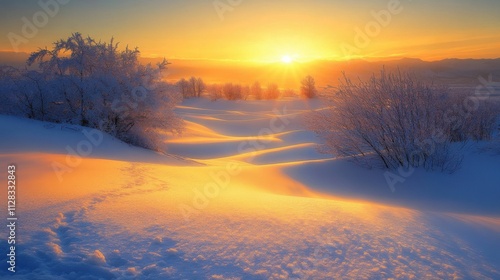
1,98,499,279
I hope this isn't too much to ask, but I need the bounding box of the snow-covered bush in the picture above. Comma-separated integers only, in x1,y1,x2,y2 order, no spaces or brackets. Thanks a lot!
309,70,496,171
2,33,183,151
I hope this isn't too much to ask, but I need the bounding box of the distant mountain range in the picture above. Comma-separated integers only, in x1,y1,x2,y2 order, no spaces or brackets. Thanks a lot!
2,51,499,88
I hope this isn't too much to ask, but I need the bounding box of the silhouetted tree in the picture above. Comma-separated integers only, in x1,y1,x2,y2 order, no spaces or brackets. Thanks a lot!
264,83,280,100
301,75,317,98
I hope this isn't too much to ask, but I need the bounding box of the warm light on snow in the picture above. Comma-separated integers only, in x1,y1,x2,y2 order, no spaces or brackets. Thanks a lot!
1,99,499,279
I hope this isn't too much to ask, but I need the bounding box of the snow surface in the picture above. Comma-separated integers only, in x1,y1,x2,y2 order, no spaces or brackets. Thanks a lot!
0,98,499,279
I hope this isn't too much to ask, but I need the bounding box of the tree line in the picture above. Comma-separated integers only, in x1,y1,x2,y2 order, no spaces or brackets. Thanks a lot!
175,76,317,100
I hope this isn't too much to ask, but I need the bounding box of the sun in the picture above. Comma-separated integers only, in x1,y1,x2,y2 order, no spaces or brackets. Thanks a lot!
281,55,293,64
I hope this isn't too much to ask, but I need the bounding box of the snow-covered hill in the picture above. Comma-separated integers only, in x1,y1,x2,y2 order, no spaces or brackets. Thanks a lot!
0,98,499,279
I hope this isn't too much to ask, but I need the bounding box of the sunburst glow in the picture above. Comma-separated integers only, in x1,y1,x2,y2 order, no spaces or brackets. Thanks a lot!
281,55,293,64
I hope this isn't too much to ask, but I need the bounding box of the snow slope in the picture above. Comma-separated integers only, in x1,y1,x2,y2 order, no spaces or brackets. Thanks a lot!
0,115,193,165
0,98,499,279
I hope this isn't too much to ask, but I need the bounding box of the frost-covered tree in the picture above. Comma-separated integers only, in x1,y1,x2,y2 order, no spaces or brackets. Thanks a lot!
22,32,183,151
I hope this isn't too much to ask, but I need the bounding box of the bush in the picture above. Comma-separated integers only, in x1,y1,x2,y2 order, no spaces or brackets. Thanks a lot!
309,70,496,171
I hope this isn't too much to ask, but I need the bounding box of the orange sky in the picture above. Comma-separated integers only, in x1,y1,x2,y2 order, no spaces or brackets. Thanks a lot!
1,0,500,62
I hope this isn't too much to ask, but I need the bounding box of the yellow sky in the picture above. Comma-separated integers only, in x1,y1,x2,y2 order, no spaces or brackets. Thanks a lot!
1,0,500,62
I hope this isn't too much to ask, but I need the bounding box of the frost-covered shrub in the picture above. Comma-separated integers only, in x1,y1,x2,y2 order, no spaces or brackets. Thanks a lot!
309,70,496,171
